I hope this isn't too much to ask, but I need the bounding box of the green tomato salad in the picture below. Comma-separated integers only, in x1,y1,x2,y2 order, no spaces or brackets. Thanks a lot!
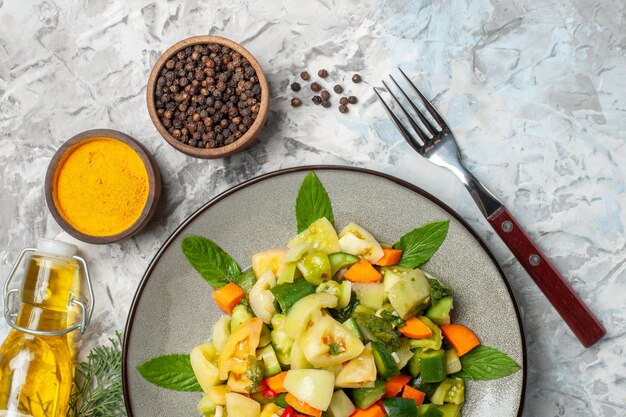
137,172,521,417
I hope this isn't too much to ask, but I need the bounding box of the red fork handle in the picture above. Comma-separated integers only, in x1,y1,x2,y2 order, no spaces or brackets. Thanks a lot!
488,206,606,347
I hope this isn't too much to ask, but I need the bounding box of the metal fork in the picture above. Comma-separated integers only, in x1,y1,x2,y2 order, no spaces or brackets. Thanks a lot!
375,68,605,348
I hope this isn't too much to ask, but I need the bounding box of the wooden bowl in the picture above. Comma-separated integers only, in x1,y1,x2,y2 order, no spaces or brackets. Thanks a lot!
45,129,162,244
146,35,269,159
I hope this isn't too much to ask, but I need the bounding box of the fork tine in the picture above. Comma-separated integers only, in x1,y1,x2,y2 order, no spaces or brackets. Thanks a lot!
398,67,447,131
373,87,424,155
381,80,431,144
388,74,438,136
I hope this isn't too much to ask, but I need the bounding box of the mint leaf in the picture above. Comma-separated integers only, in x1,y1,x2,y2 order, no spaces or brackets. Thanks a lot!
182,235,241,289
393,221,449,268
137,354,201,392
238,269,256,292
295,172,334,233
453,345,521,380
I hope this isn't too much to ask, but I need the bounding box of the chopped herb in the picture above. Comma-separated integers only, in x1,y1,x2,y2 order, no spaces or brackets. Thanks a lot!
354,312,400,351
329,343,340,356
380,311,405,328
328,292,359,323
428,277,452,305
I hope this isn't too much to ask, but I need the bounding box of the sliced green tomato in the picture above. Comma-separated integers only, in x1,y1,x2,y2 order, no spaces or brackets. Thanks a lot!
382,266,431,319
282,243,312,263
225,392,261,417
418,404,443,417
191,341,222,392
230,304,253,333
354,304,376,315
430,378,465,405
259,324,272,348
370,341,400,380
283,369,335,411
426,296,454,326
299,315,365,367
352,282,385,310
328,252,359,275
335,343,376,388
435,404,462,417
270,279,316,313
218,318,263,380
212,316,231,351
349,379,385,410
197,392,217,416
338,223,384,262
284,292,338,338
445,349,462,374
205,385,229,406
277,262,298,284
249,270,277,323
297,251,332,285
227,371,254,393
289,338,313,369
288,217,341,255
257,345,282,377
270,314,294,366
252,249,287,279
260,403,283,417
327,390,356,417
382,397,418,417
316,280,352,309
407,316,442,350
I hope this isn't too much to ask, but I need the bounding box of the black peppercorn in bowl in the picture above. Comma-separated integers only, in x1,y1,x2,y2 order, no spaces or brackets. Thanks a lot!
147,35,269,158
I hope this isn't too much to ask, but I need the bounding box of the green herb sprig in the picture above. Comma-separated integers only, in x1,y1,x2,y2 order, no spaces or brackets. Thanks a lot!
69,332,126,417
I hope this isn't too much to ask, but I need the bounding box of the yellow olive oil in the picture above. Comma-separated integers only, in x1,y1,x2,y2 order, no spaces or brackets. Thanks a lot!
0,253,78,417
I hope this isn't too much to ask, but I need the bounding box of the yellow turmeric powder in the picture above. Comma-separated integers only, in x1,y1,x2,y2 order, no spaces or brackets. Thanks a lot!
53,137,149,236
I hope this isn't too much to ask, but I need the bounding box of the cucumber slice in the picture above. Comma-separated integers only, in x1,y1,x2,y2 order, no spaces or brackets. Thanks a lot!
418,404,444,417
230,304,253,333
430,378,464,405
327,390,357,417
212,316,231,351
370,341,399,380
349,379,385,410
382,398,418,417
270,279,315,313
257,345,282,377
419,350,446,383
342,318,363,340
408,348,423,377
328,252,359,275
445,349,461,374
426,296,453,326
259,324,272,348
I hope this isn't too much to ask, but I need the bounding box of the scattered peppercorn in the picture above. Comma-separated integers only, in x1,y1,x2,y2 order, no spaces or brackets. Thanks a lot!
348,95,358,104
154,43,262,149
321,100,331,108
312,95,322,105
339,97,349,105
333,84,343,94
291,82,301,92
318,69,328,78
339,105,349,113
291,98,302,107
320,90,331,101
311,82,321,92
352,74,362,83
300,71,310,81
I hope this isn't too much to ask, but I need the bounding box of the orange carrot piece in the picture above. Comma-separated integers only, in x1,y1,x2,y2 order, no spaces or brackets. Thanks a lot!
441,324,480,356
373,248,403,266
384,374,411,398
264,371,288,393
285,393,322,417
350,404,385,417
400,317,433,339
401,385,426,405
212,283,245,315
344,259,382,283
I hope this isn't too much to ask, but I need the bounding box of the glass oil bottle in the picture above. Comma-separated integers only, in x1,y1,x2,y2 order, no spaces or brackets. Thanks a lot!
0,239,94,417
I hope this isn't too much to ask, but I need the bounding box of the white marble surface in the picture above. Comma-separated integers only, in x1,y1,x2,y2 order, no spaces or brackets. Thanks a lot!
1,0,625,415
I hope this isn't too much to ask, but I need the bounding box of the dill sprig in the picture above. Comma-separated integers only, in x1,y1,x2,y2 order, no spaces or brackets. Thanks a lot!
69,331,126,417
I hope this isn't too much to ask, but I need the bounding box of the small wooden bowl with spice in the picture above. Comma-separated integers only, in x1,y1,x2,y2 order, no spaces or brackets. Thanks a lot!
45,129,161,244
147,35,269,159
